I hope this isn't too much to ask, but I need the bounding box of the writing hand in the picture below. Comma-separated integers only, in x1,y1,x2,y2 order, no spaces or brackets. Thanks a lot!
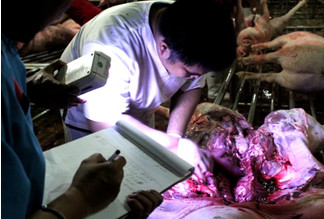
69,153,126,215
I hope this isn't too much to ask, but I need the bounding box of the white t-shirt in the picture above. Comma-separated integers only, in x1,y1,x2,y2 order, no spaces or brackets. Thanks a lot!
61,0,206,130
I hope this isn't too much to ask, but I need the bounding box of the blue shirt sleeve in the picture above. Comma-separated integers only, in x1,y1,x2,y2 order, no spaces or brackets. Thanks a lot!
1,35,45,218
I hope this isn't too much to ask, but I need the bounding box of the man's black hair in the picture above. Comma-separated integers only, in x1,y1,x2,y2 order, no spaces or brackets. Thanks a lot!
158,0,237,72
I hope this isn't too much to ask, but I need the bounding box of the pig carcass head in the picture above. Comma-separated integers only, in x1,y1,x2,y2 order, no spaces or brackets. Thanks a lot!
236,36,254,57
236,14,272,57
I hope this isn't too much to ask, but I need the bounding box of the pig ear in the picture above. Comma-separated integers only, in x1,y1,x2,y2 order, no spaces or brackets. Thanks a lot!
158,40,171,60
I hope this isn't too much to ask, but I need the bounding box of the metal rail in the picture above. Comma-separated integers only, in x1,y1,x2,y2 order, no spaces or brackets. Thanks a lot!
24,63,49,69
214,60,237,105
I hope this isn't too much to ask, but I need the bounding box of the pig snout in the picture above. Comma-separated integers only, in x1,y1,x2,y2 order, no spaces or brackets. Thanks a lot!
237,46,247,57
237,38,253,57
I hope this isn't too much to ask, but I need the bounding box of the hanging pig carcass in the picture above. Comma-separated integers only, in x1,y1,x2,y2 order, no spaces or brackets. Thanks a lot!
236,0,308,57
149,103,324,218
237,31,324,92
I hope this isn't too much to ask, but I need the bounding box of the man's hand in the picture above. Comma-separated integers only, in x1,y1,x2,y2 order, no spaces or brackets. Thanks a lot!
27,60,85,109
125,190,163,219
177,138,214,182
69,153,126,216
212,148,244,180
176,139,244,182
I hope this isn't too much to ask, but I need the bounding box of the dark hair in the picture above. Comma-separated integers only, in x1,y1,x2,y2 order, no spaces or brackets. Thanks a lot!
158,0,237,72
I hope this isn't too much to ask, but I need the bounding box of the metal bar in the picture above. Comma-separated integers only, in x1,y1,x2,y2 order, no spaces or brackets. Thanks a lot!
247,63,264,125
38,56,61,63
285,26,324,30
289,90,295,109
232,79,246,111
232,63,253,111
214,60,237,105
24,63,49,69
21,50,51,61
270,83,276,112
309,95,317,120
32,109,51,121
21,49,64,63
238,102,286,108
247,80,261,125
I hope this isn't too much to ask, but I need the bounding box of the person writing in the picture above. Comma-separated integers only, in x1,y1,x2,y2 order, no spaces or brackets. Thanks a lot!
1,0,162,218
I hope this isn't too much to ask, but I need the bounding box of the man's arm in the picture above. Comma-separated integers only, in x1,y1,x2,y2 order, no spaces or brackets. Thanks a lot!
88,119,112,132
167,88,201,137
87,115,179,152
88,114,211,179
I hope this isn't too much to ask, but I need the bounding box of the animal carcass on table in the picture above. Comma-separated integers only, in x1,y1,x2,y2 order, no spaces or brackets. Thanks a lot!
237,31,324,92
149,103,324,219
236,0,308,57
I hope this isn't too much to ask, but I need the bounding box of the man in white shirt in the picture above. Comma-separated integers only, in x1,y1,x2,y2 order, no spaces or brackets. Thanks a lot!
61,0,236,141
61,0,235,139
61,0,236,178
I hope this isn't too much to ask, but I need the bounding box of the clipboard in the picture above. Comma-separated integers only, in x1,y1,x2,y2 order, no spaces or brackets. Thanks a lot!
43,119,194,219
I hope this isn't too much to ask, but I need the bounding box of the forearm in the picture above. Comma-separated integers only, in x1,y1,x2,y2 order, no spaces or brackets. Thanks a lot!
88,114,180,152
120,115,179,152
87,119,112,132
167,89,201,136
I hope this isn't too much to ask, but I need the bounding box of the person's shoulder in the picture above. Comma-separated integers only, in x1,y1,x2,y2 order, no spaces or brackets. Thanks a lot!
1,35,18,55
2,36,21,75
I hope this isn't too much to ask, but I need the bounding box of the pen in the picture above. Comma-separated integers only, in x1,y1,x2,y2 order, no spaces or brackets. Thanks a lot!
107,150,120,162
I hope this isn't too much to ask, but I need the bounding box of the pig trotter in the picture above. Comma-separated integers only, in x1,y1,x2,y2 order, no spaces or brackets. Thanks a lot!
236,71,256,80
251,44,266,52
238,56,254,66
